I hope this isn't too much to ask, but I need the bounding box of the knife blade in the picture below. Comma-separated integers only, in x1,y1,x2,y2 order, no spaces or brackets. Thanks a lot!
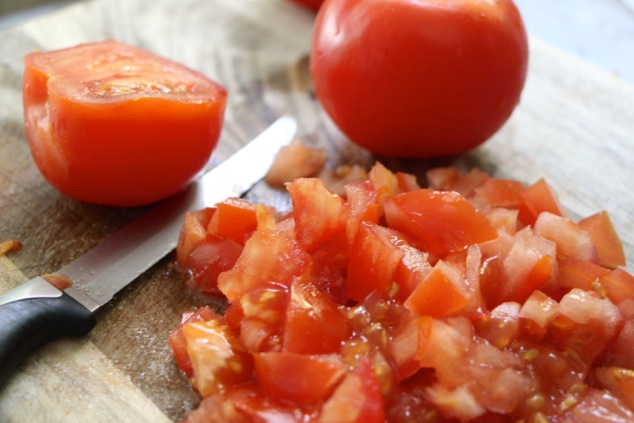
0,115,297,387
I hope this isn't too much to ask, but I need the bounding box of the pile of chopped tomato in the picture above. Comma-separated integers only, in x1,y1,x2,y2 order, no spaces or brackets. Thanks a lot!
170,163,634,422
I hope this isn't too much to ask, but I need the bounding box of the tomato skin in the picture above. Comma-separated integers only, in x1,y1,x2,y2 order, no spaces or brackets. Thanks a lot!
310,0,528,158
289,0,324,11
23,41,226,206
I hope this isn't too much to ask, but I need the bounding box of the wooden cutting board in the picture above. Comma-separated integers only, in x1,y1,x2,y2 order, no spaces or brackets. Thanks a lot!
0,0,632,421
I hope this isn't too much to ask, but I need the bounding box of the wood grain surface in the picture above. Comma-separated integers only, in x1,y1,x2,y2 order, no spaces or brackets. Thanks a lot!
0,0,633,421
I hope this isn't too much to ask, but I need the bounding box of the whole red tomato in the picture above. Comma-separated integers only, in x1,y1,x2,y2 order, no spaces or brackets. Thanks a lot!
310,0,529,158
23,41,226,206
289,0,325,11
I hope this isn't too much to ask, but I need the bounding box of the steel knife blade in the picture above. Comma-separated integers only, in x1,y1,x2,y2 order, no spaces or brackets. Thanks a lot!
0,116,297,387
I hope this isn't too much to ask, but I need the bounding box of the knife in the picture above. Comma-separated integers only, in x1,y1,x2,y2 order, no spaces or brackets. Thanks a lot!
0,116,297,387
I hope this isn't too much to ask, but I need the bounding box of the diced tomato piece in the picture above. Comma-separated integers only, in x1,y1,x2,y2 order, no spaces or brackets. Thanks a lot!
187,234,243,296
393,243,433,301
594,367,634,411
176,208,215,268
264,138,327,188
476,302,521,348
534,212,596,261
485,207,520,235
282,281,352,354
232,282,289,353
500,227,557,304
318,357,385,423
307,237,349,304
185,393,249,423
403,260,470,317
475,178,525,209
344,180,382,247
395,171,421,192
520,178,567,225
416,316,471,377
390,316,422,381
603,298,634,370
578,210,626,269
558,258,611,291
600,268,634,305
548,289,623,363
253,352,346,405
168,306,218,377
217,229,311,302
368,162,401,198
288,177,347,251
225,382,314,423
427,167,490,198
207,197,260,244
183,318,253,397
518,290,559,337
425,166,461,191
346,222,408,301
384,189,498,258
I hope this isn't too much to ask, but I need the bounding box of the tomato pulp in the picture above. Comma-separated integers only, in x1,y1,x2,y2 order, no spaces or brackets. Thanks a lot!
310,0,529,158
171,163,634,422
23,40,227,206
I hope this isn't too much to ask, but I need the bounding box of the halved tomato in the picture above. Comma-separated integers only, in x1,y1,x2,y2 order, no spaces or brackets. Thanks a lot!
23,40,226,206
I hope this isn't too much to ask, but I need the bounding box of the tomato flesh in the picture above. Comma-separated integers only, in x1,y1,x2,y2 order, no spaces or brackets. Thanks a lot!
23,40,226,206
172,164,634,422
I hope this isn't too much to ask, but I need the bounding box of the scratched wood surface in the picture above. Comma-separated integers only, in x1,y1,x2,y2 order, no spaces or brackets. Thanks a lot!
0,0,633,421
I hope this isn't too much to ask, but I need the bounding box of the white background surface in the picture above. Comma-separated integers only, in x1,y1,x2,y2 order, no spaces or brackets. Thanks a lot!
514,0,634,83
1,0,634,83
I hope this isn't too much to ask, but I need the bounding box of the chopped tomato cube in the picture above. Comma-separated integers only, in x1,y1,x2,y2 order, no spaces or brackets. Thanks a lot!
253,352,346,405
534,212,596,261
207,197,259,244
579,210,626,269
187,234,243,296
183,319,253,397
288,177,347,251
475,178,525,209
176,208,215,268
318,357,385,423
217,229,311,302
600,268,634,305
346,222,406,301
168,306,218,377
384,189,498,258
520,178,567,225
403,261,470,317
282,281,352,354
344,180,382,246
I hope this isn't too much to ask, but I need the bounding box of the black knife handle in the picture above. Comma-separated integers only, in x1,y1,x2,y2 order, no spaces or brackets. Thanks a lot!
0,277,96,388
